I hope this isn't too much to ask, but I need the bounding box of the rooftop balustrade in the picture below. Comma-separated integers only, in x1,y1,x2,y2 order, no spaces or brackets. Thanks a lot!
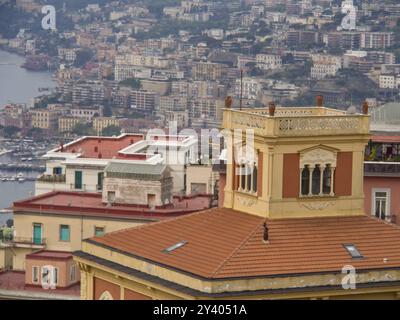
223,107,370,138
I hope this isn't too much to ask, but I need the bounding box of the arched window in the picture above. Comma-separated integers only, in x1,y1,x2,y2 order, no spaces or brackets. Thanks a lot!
252,166,258,193
246,165,252,191
240,164,246,190
299,147,337,197
235,145,259,195
301,165,310,195
301,164,335,197
323,165,332,194
236,161,258,194
312,165,321,195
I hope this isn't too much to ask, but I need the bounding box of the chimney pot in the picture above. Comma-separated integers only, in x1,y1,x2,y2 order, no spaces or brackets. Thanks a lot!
225,96,233,109
316,95,324,107
268,102,276,117
362,101,369,115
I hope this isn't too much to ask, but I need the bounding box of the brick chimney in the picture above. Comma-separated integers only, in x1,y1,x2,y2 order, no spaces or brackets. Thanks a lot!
225,96,233,109
362,101,369,115
316,95,324,107
268,102,276,117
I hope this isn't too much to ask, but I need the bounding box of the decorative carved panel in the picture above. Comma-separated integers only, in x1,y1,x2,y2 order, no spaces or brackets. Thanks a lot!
300,201,335,210
99,290,114,300
300,147,337,168
278,117,360,136
236,194,257,207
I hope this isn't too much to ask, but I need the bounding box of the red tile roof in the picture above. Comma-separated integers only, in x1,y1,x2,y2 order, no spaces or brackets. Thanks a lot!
87,208,400,279
26,250,73,261
13,191,213,221
59,134,143,159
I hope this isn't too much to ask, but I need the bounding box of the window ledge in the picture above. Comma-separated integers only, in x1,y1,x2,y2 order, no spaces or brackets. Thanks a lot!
235,190,258,198
298,195,337,201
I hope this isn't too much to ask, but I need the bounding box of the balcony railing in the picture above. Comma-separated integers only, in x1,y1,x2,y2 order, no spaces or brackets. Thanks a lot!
6,237,46,247
364,161,400,177
37,174,66,183
247,107,346,117
36,178,103,193
223,107,370,138
69,184,103,192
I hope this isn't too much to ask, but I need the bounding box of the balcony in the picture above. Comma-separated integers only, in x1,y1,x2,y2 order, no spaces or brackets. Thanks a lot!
37,174,66,183
6,237,46,249
364,161,400,177
223,107,370,138
69,183,102,192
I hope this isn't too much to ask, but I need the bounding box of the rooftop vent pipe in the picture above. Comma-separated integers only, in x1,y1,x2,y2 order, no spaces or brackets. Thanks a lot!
263,222,269,244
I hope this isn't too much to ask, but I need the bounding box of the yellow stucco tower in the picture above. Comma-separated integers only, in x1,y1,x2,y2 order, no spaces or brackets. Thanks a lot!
222,100,370,219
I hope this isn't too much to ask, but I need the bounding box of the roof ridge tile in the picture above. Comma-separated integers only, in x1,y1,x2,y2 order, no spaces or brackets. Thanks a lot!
210,221,263,278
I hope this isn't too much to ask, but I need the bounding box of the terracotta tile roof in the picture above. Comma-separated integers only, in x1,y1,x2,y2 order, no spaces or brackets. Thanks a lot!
87,208,400,279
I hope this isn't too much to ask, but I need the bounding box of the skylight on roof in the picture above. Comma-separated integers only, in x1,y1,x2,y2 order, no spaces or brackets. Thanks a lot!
163,241,188,253
343,244,364,259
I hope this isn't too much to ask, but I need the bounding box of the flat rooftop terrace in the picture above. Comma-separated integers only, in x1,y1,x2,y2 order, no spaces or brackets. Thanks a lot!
13,191,213,221
50,134,144,159
0,271,80,299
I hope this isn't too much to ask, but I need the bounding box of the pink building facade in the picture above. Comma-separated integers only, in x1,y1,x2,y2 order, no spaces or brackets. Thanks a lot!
364,174,400,225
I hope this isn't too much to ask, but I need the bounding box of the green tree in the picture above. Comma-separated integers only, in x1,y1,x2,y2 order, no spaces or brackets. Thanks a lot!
367,146,378,161
103,104,113,117
119,78,141,89
34,95,60,109
143,0,181,18
74,49,94,67
101,125,121,137
73,122,94,136
27,128,45,140
3,126,20,138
